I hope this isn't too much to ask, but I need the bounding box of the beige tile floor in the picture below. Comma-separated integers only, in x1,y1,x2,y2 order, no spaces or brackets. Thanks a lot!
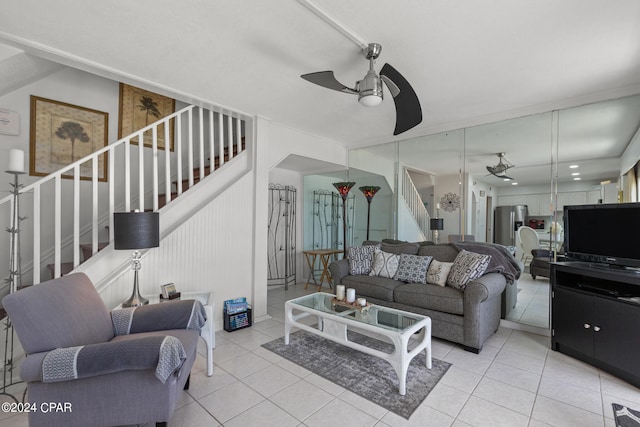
2,282,640,427
506,273,551,329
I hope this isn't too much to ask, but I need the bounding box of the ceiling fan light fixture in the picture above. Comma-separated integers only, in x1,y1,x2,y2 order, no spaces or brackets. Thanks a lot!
357,70,383,107
359,93,383,107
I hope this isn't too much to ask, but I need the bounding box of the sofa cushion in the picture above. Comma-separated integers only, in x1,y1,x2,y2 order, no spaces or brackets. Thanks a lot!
417,244,459,262
447,250,491,291
347,244,379,275
426,259,454,287
369,249,400,278
394,283,464,315
393,254,432,284
380,242,419,255
341,275,404,302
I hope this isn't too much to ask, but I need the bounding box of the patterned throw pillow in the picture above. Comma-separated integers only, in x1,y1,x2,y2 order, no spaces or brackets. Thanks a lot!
393,254,433,284
426,260,454,287
369,249,400,279
347,245,379,275
446,250,491,291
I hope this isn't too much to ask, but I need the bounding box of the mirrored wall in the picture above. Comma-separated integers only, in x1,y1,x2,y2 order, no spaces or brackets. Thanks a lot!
346,94,640,329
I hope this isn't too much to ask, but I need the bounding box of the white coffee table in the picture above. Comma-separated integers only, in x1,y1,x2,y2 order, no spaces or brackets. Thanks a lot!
116,291,215,376
285,292,431,395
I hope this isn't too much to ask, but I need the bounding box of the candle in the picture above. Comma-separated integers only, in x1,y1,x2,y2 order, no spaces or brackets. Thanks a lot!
336,285,345,301
7,149,24,173
357,297,367,307
346,288,356,303
436,203,441,210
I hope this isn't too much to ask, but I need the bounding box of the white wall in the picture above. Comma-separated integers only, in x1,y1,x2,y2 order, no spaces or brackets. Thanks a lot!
99,172,257,330
268,123,346,170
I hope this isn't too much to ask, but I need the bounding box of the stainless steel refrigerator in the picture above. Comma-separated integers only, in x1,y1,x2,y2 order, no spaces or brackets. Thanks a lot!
494,205,528,246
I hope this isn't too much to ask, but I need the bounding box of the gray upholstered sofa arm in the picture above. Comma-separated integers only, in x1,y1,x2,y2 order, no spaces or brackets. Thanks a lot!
21,336,186,384
464,273,507,304
111,299,206,336
328,258,350,286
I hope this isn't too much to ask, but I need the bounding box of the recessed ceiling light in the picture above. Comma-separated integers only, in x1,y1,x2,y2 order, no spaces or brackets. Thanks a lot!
511,182,518,185
503,178,510,181
571,172,580,176
574,177,581,181
569,165,579,169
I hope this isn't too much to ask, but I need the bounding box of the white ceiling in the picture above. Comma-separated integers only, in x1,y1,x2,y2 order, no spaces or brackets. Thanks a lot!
1,0,640,183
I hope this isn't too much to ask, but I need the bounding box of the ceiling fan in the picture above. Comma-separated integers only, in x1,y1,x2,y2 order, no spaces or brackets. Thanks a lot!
486,152,515,180
301,43,422,136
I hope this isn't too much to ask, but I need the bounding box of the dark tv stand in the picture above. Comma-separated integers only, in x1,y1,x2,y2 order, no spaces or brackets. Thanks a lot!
551,262,640,388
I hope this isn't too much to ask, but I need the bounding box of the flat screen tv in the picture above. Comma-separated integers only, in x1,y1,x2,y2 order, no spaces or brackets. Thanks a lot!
564,202,640,269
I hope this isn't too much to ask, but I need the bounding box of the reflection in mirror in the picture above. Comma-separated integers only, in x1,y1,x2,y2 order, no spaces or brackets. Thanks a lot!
303,166,395,253
345,94,640,331
463,112,553,329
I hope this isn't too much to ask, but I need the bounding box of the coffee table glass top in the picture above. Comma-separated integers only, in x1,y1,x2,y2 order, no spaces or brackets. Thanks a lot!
288,292,426,333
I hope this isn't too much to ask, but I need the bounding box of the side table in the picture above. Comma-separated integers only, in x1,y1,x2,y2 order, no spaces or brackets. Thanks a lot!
116,291,215,377
302,249,342,291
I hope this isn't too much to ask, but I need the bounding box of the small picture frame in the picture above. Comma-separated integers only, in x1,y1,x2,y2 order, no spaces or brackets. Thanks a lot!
160,283,177,299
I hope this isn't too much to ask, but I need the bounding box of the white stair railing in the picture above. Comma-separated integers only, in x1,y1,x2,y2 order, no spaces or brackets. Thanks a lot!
401,168,430,239
0,105,247,287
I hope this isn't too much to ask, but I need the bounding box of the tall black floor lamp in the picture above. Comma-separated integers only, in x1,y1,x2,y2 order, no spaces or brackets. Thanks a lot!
333,182,355,257
359,186,380,241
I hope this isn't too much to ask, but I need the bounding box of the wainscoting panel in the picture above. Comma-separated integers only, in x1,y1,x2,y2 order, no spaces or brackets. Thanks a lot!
100,173,256,331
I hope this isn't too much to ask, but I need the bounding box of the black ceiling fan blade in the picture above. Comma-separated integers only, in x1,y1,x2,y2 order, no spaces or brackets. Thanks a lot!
301,71,358,94
380,63,422,135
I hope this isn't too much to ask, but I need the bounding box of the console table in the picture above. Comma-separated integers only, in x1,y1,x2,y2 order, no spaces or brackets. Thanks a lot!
551,262,640,388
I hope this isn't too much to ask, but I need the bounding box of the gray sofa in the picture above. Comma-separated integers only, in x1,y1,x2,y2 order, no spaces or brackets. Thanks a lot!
329,241,521,353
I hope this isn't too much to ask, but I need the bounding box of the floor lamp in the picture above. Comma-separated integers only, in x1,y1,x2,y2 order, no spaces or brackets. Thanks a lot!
333,182,355,257
359,186,380,241
114,211,160,307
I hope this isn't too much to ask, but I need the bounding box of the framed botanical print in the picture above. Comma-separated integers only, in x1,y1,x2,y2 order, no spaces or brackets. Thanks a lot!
118,83,175,151
29,96,109,181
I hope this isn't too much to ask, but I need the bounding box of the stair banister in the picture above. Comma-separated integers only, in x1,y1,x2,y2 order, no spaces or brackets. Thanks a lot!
1,104,246,287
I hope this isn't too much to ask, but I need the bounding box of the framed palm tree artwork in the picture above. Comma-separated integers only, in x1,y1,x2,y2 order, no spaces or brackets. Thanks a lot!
118,83,175,151
29,96,109,181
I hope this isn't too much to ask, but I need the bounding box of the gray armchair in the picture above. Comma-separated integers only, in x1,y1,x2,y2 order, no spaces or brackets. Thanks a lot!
2,272,202,427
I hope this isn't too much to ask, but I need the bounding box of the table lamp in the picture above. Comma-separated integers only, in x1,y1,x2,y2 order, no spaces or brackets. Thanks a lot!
430,218,444,244
114,211,159,307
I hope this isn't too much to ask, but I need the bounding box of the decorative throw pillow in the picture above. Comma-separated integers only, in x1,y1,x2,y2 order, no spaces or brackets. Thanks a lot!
426,260,454,287
369,249,400,279
347,244,380,275
393,254,433,284
447,250,491,291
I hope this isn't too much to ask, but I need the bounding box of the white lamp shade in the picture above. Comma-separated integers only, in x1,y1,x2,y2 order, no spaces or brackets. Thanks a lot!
358,94,383,107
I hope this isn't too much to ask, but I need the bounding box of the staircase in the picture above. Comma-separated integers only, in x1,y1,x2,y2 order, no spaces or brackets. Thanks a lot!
1,104,248,292
401,168,431,240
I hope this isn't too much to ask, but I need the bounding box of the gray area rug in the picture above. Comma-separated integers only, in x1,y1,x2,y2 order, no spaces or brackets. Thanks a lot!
613,403,640,427
262,330,451,419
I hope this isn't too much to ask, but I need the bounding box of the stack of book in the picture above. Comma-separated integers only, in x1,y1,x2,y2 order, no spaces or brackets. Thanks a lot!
223,297,252,332
224,297,248,314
